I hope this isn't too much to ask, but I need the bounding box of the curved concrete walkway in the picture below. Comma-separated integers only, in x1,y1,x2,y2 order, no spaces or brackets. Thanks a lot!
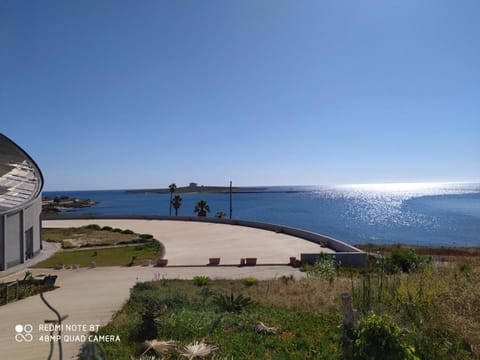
43,219,331,265
0,219,324,359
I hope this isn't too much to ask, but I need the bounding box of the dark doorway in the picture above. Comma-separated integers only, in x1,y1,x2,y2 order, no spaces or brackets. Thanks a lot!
25,227,33,259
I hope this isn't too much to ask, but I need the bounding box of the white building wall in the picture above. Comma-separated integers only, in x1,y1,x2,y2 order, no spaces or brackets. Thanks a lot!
5,212,21,268
24,198,42,255
0,216,4,270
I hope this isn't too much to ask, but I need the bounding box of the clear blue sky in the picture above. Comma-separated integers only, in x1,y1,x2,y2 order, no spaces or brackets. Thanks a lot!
1,0,479,191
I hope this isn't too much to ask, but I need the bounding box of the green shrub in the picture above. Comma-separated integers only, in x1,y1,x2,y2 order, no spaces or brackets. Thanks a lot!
139,234,154,240
131,291,164,341
101,226,113,231
84,224,102,231
112,228,123,233
308,254,337,281
121,229,134,234
383,250,425,274
212,292,254,313
351,313,419,360
193,276,210,287
133,282,157,292
117,238,150,245
243,277,258,287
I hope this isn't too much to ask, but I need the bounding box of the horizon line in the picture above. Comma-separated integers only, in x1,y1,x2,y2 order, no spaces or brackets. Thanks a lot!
43,180,480,193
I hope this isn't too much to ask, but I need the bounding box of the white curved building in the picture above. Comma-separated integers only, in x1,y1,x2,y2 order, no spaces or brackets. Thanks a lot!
0,134,43,270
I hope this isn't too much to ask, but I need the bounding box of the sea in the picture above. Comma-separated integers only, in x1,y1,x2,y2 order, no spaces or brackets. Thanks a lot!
43,182,480,247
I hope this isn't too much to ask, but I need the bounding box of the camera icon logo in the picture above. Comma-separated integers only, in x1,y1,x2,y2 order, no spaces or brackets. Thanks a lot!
15,324,33,343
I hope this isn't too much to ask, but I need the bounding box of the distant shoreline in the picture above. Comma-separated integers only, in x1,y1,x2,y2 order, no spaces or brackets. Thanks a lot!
42,196,97,214
125,185,310,194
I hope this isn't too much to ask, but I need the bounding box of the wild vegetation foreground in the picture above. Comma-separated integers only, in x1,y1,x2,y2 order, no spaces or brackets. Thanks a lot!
88,247,480,360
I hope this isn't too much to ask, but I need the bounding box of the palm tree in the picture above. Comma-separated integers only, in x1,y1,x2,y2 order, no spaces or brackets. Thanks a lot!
194,200,210,217
171,195,182,216
168,183,176,216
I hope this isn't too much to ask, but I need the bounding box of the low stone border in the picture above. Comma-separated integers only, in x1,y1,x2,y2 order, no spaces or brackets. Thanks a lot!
44,215,367,267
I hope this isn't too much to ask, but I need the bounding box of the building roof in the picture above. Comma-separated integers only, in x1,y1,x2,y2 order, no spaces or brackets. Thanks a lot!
0,134,43,213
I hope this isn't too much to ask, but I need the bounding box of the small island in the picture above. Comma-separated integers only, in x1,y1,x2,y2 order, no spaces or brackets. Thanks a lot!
126,182,257,194
42,196,97,213
125,182,302,194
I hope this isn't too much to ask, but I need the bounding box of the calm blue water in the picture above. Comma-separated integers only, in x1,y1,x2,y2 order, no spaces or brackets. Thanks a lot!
44,183,480,247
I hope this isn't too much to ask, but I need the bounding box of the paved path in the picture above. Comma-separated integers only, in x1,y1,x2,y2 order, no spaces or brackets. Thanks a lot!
0,265,304,360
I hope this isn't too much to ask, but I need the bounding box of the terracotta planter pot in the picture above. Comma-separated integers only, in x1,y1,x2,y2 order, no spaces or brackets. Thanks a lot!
209,257,220,265
155,258,168,267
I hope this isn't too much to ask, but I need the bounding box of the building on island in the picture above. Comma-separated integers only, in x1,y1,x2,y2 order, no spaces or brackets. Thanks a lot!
0,134,43,271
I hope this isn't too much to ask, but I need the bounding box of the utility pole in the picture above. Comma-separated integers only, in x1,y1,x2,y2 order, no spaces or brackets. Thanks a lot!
229,181,232,219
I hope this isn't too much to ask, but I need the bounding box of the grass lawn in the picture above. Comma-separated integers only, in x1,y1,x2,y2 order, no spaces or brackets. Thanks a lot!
93,279,342,360
32,242,164,268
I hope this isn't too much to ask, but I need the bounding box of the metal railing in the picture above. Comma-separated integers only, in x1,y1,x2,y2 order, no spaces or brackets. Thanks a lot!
1,280,19,304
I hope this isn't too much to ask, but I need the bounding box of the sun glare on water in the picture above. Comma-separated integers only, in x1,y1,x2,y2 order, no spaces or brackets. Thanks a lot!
330,181,478,205
340,182,457,193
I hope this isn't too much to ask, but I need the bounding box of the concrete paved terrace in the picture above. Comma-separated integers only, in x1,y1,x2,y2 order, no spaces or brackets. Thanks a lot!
43,219,333,266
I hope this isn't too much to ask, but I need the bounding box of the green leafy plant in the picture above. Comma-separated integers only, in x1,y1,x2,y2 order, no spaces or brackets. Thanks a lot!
308,254,337,282
243,277,258,287
134,292,164,341
133,282,157,292
351,313,419,360
193,276,210,287
121,229,134,234
101,226,113,231
212,292,254,313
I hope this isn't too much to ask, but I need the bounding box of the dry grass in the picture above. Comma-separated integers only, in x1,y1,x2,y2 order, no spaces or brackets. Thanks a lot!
433,268,480,354
251,277,351,312
358,243,480,266
350,260,480,357
42,227,139,248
